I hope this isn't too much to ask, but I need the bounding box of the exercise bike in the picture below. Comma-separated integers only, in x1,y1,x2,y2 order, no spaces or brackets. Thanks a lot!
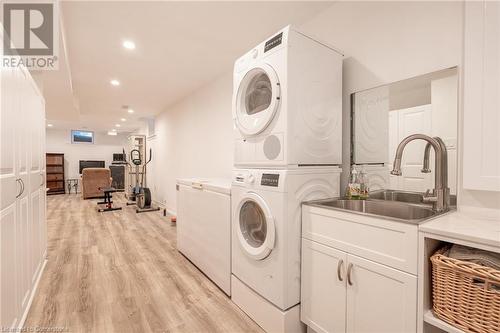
124,148,160,214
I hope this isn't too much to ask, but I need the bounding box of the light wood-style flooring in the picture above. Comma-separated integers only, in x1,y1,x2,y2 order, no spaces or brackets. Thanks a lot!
25,194,262,333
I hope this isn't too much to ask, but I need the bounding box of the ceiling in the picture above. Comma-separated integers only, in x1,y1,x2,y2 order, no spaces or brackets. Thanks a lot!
42,1,333,134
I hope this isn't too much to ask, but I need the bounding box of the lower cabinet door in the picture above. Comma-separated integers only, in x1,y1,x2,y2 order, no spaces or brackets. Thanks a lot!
1,204,18,329
301,239,347,333
346,254,417,333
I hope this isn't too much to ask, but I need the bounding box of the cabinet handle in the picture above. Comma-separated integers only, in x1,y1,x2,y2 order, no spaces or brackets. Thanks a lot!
20,178,25,195
337,259,344,281
16,179,22,198
347,263,354,286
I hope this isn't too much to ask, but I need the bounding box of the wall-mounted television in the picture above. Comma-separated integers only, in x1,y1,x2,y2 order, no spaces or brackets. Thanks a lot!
79,160,105,174
71,130,94,144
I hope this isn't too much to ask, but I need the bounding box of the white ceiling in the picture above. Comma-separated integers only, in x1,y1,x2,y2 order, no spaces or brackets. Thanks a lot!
42,1,333,134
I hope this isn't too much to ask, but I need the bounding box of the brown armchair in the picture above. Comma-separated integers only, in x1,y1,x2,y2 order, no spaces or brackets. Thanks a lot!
81,168,112,199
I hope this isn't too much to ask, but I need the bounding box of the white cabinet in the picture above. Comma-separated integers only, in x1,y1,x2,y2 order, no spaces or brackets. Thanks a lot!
1,205,18,329
463,1,500,191
0,51,47,329
346,254,417,333
301,206,418,333
301,239,347,333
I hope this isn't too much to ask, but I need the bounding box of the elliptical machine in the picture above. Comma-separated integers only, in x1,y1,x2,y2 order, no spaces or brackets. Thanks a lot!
124,148,160,213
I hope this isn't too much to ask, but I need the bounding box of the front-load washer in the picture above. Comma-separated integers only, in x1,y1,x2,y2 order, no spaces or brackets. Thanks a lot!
230,167,341,332
232,25,343,168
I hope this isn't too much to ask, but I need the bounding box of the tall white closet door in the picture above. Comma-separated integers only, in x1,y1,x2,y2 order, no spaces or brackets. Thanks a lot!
463,1,500,191
0,60,20,329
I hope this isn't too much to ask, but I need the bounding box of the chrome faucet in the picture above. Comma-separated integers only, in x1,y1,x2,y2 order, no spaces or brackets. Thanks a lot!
390,134,450,212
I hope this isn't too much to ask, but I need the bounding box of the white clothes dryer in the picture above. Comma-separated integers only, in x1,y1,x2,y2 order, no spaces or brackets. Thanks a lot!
232,25,343,168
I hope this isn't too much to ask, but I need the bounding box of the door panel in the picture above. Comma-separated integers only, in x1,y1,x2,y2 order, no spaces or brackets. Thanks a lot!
1,65,17,211
18,195,31,311
388,105,433,192
301,239,347,333
1,205,18,329
346,254,417,333
30,190,41,283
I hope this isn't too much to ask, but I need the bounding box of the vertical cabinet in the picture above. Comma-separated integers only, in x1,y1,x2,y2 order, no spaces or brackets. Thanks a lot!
0,54,47,329
463,1,500,191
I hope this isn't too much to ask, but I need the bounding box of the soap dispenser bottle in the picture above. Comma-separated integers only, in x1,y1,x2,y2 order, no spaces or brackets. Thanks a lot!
347,166,361,199
359,166,369,199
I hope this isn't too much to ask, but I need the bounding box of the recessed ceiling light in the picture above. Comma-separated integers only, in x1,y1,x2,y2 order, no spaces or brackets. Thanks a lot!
127,109,134,114
120,118,126,122
47,123,53,127
115,124,121,127
110,79,120,86
122,40,136,50
107,131,117,136
111,128,117,132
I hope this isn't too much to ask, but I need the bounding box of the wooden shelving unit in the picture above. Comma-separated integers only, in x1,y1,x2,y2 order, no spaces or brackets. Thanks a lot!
46,153,65,195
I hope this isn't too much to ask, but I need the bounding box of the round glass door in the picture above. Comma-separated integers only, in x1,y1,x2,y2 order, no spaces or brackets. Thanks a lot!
234,64,280,136
236,193,275,260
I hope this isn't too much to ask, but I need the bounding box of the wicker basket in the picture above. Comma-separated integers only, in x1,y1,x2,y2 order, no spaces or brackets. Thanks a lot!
431,246,500,333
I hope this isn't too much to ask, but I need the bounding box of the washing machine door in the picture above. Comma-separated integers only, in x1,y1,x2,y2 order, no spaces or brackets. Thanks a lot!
236,192,276,260
234,64,280,136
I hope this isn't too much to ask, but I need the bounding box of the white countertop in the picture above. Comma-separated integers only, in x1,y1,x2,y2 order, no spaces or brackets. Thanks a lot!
419,206,500,249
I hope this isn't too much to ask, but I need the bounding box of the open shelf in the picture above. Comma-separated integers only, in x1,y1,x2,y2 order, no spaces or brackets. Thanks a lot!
424,310,465,333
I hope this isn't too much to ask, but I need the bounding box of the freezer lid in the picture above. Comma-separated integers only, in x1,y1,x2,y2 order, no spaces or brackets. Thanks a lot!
176,178,231,195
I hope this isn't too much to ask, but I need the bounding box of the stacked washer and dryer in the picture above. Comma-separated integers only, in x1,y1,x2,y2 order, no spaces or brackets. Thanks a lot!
230,26,343,333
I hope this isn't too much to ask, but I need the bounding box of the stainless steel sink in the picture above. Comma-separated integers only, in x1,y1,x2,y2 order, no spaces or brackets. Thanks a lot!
369,190,457,207
306,198,444,224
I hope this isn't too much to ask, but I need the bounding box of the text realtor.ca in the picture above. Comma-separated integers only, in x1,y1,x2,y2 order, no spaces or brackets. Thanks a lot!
2,56,58,69
2,1,59,70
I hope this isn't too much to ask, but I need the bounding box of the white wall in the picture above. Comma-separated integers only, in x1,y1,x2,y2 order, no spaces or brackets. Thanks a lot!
46,129,128,178
151,1,499,212
148,74,233,212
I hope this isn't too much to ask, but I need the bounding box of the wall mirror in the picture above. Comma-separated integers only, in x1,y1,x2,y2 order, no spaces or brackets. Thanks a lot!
351,67,458,195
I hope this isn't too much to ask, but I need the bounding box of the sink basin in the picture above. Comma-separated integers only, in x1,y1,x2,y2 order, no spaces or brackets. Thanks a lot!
369,190,424,204
306,198,440,224
369,190,457,207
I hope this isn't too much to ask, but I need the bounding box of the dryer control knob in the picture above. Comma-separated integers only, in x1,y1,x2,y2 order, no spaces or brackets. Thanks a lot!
247,174,255,184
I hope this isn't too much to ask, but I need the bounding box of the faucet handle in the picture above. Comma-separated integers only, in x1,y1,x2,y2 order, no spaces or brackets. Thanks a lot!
422,189,437,203
421,167,431,173
390,169,402,176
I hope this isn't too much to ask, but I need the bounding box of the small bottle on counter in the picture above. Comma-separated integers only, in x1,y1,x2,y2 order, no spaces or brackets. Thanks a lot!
347,166,361,199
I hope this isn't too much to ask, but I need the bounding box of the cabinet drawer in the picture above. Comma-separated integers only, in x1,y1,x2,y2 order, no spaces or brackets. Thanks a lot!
302,205,418,274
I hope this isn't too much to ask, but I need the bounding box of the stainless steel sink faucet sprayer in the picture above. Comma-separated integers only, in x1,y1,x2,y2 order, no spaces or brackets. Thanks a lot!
390,134,450,212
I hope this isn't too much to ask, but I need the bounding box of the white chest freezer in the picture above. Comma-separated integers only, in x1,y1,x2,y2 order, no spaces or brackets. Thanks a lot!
176,178,231,295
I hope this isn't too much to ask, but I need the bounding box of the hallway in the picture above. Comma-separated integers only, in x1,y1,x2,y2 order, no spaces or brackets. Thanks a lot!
24,194,261,333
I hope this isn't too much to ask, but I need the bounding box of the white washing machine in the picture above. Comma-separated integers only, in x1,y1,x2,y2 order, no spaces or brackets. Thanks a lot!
231,167,341,333
232,25,343,168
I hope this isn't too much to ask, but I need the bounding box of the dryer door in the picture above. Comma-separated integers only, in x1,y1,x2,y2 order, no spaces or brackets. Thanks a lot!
236,192,275,260
234,64,280,136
